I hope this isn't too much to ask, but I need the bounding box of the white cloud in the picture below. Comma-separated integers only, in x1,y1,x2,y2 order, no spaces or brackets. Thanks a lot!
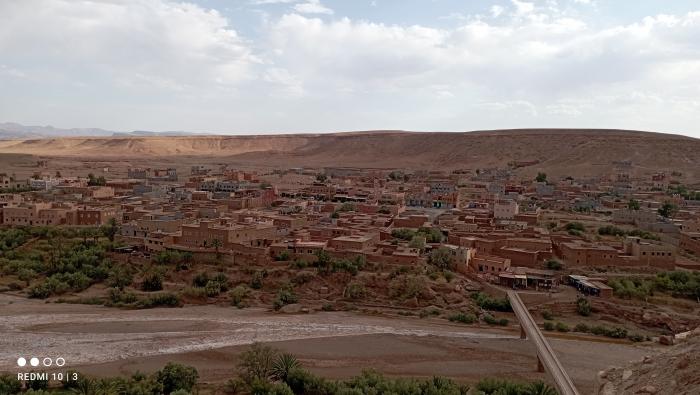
1,0,700,136
0,0,258,90
490,5,505,18
511,0,535,16
251,0,296,4
293,0,334,15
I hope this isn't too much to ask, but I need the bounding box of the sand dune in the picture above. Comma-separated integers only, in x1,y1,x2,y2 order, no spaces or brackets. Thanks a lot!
1,129,698,179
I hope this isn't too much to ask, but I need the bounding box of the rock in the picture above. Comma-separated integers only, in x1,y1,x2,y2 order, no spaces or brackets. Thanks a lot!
454,284,463,292
659,335,674,346
622,370,633,381
279,303,303,313
600,382,616,395
643,355,653,364
597,370,608,379
444,292,463,304
637,385,657,394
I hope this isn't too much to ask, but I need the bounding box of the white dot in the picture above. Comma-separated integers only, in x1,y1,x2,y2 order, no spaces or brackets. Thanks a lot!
17,357,26,367
55,357,65,367
42,358,53,367
30,357,39,367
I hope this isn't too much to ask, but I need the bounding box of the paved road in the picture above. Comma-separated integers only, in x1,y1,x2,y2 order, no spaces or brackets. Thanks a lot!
508,291,580,395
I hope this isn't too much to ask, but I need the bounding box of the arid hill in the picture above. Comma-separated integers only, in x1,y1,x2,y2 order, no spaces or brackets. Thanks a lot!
1,129,698,180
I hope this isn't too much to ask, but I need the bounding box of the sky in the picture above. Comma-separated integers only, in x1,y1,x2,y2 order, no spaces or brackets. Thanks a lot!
0,0,699,137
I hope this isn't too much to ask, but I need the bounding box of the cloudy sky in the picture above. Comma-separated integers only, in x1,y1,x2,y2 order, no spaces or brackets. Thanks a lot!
1,0,699,137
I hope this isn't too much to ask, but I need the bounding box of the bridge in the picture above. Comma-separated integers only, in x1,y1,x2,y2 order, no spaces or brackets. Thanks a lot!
507,290,580,395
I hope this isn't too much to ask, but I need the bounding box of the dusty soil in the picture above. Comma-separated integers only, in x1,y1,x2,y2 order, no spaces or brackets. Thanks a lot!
0,294,655,394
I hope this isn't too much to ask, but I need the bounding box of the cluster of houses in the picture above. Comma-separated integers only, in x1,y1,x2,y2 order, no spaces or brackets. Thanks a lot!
1,162,699,297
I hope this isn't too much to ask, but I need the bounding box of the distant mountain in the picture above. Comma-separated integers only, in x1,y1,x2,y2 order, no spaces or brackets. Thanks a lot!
111,130,201,137
0,122,114,139
0,122,201,139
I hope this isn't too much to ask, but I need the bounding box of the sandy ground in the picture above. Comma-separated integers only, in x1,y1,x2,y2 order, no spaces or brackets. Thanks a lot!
0,294,654,393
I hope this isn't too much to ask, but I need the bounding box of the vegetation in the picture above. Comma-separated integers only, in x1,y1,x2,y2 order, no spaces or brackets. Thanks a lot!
482,314,509,326
230,285,249,308
470,292,512,312
544,259,563,270
627,199,640,210
564,222,585,236
273,284,298,310
428,247,454,271
658,202,678,218
535,172,547,183
668,185,700,201
598,225,659,240
141,270,164,291
391,227,443,243
448,312,476,324
609,271,700,300
576,297,591,317
235,343,555,395
87,173,106,186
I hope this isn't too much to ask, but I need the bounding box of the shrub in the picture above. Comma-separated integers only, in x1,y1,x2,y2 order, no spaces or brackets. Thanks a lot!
428,247,454,271
471,292,512,312
628,333,645,342
156,363,199,394
448,312,476,324
545,259,563,270
275,251,291,261
239,343,278,383
192,272,210,288
344,282,366,300
543,321,555,331
0,374,21,395
230,285,249,308
574,323,590,333
389,275,427,300
141,271,163,292
483,314,508,326
576,297,592,316
555,322,570,332
250,270,265,289
273,285,298,310
541,309,554,320
205,280,222,297
138,293,181,308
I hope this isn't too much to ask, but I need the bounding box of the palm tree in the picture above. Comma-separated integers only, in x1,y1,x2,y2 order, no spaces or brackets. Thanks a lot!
210,238,223,260
526,381,558,395
271,353,300,381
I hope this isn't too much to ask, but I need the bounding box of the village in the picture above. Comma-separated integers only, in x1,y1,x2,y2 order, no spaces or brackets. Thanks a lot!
1,160,699,285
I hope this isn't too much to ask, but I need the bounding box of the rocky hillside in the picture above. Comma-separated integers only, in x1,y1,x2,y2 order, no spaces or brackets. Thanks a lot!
596,328,700,395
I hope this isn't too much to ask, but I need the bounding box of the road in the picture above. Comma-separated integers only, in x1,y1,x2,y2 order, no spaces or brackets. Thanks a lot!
507,290,581,395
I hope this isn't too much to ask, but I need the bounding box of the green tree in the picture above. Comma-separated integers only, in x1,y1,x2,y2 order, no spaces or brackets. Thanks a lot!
627,199,640,210
658,202,678,218
428,247,453,270
210,238,223,260
100,217,119,242
535,172,547,183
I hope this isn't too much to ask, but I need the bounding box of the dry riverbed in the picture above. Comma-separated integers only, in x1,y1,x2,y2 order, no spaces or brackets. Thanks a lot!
0,294,654,393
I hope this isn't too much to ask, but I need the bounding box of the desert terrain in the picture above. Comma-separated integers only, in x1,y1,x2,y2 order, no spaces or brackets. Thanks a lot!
1,129,700,181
